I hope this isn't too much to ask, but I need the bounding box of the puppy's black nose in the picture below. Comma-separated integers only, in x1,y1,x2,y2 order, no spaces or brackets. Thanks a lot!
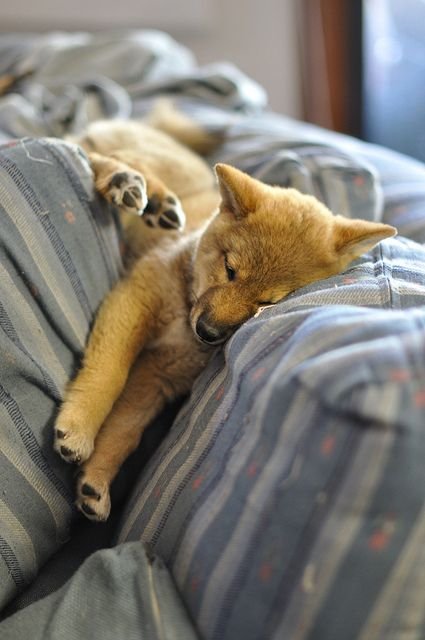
196,315,226,345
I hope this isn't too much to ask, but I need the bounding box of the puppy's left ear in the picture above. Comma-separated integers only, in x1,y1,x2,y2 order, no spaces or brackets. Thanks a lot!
333,217,397,259
215,163,263,219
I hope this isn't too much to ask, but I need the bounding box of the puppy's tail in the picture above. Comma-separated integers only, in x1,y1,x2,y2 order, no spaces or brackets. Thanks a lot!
0,74,17,95
0,70,34,95
144,99,223,156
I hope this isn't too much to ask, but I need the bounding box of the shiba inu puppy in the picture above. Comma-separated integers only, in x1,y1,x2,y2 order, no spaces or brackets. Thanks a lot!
53,109,396,521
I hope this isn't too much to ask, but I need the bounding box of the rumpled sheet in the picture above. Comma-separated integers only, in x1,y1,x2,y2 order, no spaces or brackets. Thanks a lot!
0,30,266,141
1,542,199,640
0,29,384,223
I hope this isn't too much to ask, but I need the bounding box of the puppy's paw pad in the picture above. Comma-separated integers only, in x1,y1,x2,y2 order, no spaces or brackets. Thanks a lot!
54,426,94,465
143,193,185,230
80,502,99,518
76,475,111,522
106,171,148,214
81,483,101,500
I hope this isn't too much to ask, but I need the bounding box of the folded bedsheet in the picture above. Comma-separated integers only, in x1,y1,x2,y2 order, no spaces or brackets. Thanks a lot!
0,29,424,640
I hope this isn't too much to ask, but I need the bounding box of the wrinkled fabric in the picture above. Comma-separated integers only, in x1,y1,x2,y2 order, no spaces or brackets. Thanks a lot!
0,138,121,611
1,542,199,640
0,30,266,141
118,238,425,640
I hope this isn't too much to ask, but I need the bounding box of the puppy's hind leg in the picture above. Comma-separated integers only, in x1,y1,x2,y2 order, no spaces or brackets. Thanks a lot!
88,151,148,217
88,150,185,231
108,150,186,232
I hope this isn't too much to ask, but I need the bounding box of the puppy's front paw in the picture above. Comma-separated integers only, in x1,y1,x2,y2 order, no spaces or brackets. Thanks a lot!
54,425,94,465
76,470,111,522
143,193,185,230
106,171,148,215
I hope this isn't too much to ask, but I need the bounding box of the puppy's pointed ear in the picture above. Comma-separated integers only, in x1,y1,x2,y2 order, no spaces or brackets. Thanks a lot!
333,217,397,259
215,163,261,218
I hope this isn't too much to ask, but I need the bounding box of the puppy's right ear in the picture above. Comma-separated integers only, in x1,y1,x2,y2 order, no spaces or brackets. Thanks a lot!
215,163,262,219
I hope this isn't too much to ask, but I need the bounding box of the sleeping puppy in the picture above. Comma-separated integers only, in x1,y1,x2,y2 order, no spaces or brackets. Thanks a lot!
69,101,222,261
53,108,396,520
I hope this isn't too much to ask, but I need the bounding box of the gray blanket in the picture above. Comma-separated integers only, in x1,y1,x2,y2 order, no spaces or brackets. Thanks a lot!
0,30,384,223
0,30,266,141
1,542,198,640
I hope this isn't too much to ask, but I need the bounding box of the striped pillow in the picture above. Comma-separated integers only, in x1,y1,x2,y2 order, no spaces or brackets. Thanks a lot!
0,138,121,609
117,236,425,640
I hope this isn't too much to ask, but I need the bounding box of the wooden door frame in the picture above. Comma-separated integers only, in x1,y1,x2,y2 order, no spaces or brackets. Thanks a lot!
300,0,363,136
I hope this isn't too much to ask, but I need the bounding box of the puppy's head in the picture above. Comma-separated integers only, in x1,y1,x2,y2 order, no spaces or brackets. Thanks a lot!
190,163,396,345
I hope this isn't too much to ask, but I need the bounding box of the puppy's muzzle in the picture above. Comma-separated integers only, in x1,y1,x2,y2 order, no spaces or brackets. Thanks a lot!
195,314,233,345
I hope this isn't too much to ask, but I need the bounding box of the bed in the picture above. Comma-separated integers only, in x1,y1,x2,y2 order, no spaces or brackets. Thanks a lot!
0,30,424,640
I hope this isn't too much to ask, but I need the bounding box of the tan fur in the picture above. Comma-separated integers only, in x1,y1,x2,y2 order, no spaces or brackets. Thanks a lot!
72,106,220,227
0,74,15,94
52,107,396,521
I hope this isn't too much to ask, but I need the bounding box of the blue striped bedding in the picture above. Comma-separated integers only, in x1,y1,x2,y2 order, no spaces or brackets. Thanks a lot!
0,138,122,611
0,30,424,640
117,241,425,640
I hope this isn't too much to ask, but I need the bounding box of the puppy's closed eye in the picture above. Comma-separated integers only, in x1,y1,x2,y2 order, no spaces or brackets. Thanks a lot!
224,255,236,281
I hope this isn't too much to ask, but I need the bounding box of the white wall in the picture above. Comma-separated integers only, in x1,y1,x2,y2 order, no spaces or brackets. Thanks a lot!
187,0,302,117
0,0,302,117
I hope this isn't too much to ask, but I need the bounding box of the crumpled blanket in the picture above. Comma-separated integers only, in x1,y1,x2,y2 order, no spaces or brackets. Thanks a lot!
0,30,266,141
0,30,385,223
